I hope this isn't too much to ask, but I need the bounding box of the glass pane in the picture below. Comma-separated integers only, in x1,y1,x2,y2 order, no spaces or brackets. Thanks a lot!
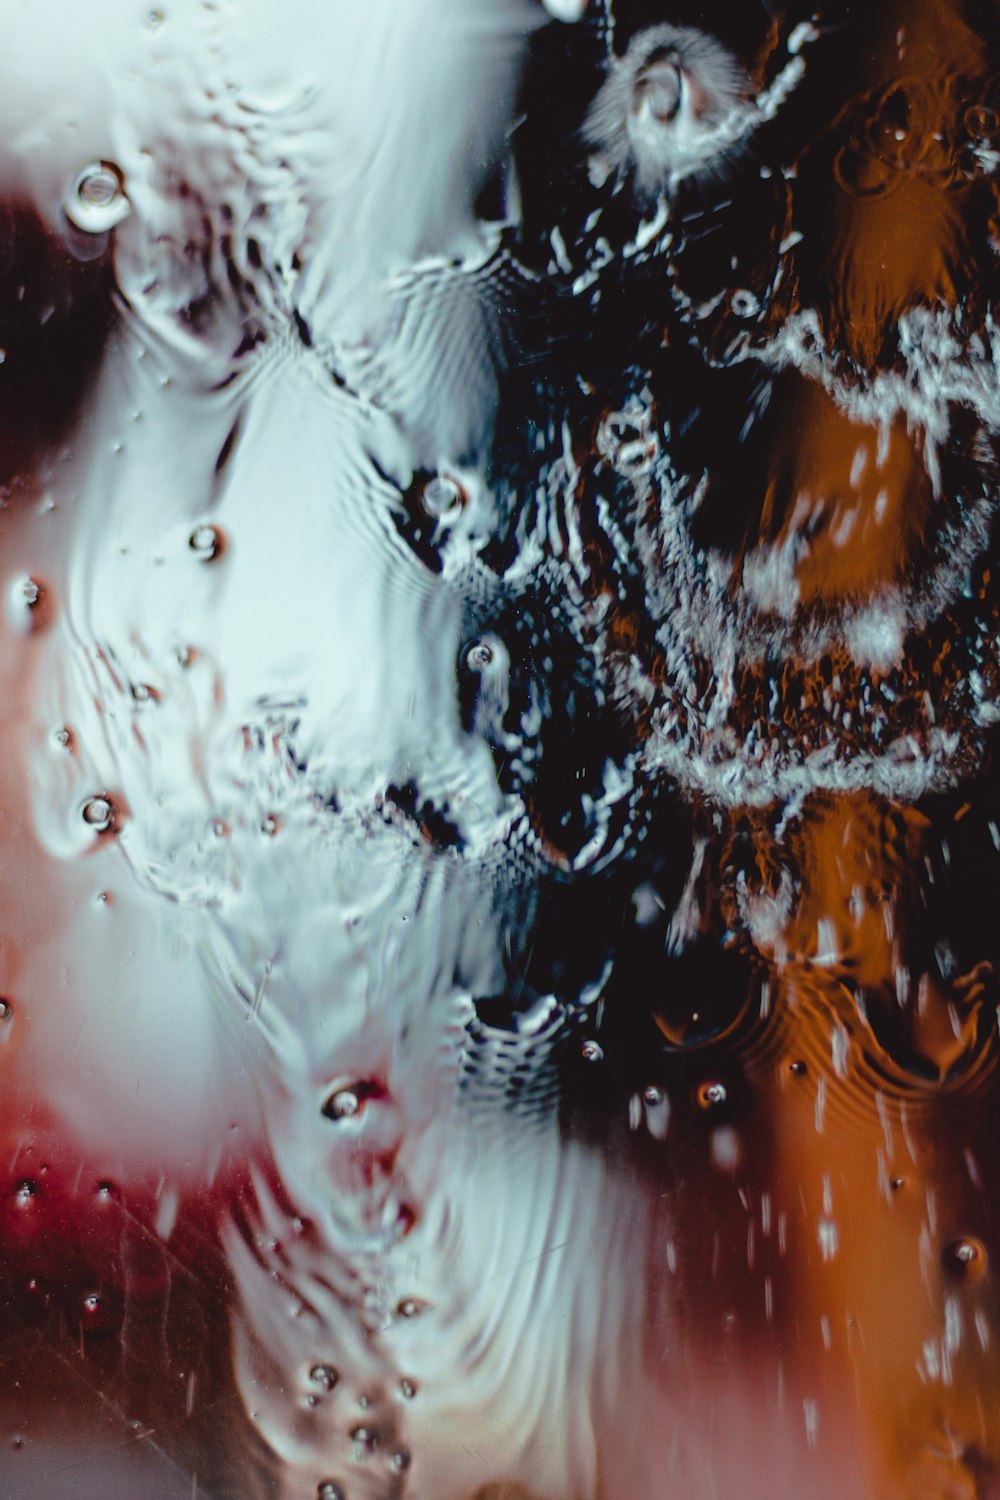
0,2,998,1496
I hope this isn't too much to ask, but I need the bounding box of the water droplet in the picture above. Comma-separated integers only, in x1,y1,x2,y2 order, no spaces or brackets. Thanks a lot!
64,162,130,234
260,814,281,836
390,1448,411,1473
325,1088,360,1120
541,0,587,17
864,77,933,171
789,1060,807,1076
146,7,165,27
7,574,52,633
211,817,229,838
397,1296,426,1319
95,1180,115,1200
943,1237,986,1278
82,795,116,834
697,1080,728,1109
317,1484,345,1500
79,1286,120,1332
14,1180,37,1207
581,1039,604,1063
634,57,682,127
422,474,464,520
730,289,760,319
597,404,658,476
308,1363,339,1392
189,523,225,561
466,640,494,670
399,1377,417,1399
0,998,12,1022
350,1424,377,1454
833,143,895,199
54,726,74,749
890,1176,906,1192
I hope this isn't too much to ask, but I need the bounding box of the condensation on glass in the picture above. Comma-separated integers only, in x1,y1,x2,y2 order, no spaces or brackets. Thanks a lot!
0,0,998,1497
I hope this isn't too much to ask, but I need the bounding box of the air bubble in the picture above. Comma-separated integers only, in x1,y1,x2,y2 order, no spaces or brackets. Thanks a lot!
399,1377,417,1399
82,796,116,834
422,474,464,521
731,289,760,319
541,0,587,18
466,640,494,670
64,162,131,234
350,1425,377,1453
0,998,12,1022
7,574,52,633
79,1287,120,1332
397,1296,426,1319
833,144,896,200
597,404,658,476
697,1080,728,1108
54,727,74,749
581,1039,604,1063
943,1238,986,1278
317,1484,345,1500
189,524,225,561
864,78,933,171
390,1449,412,1473
325,1088,360,1120
308,1363,339,1392
642,1085,663,1105
633,59,682,127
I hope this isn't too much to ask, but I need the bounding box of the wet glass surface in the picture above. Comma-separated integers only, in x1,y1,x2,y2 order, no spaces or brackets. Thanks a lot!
0,1,999,1495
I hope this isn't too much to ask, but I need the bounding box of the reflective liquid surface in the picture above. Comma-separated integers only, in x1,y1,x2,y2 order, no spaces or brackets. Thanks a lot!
0,1,999,1496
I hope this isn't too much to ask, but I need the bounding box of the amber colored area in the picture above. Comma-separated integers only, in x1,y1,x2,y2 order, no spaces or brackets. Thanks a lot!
745,795,1000,1497
789,0,988,368
635,788,1000,1498
744,378,935,605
